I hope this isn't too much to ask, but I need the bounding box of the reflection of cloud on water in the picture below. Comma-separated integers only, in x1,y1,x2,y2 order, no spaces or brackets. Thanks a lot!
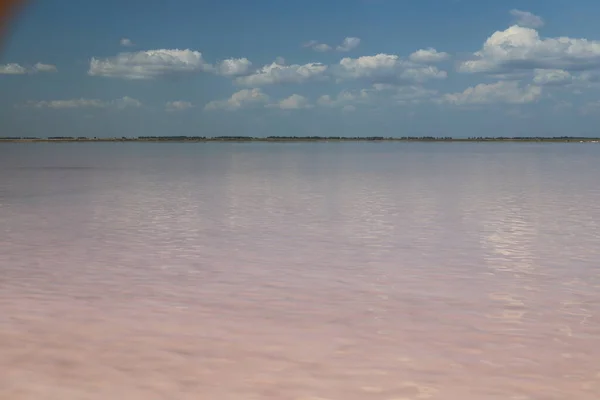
480,199,539,276
458,156,546,326
478,201,540,324
222,150,255,231
343,182,398,253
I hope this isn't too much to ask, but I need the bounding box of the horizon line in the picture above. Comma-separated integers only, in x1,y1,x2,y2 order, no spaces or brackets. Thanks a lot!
2,135,600,143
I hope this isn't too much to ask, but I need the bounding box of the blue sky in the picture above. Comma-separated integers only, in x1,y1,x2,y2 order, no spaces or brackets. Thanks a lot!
2,0,600,138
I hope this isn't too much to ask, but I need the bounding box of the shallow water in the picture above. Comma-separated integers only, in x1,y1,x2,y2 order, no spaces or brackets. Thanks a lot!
1,142,599,399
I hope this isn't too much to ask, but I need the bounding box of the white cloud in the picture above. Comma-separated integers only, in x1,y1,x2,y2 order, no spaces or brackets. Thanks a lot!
1,62,57,74
33,63,57,73
268,94,312,110
317,89,371,108
303,37,361,53
372,83,397,91
0,63,27,74
335,84,435,108
510,9,544,29
440,81,542,105
303,40,319,48
89,49,257,79
336,53,447,84
339,53,398,76
88,49,209,79
533,69,572,86
458,25,600,74
314,43,333,52
114,96,142,109
409,48,449,63
336,37,361,52
317,85,433,110
303,40,331,52
166,101,194,111
24,97,142,109
204,88,269,111
402,66,447,82
27,98,106,109
120,38,134,47
216,58,252,77
393,86,438,104
235,61,327,86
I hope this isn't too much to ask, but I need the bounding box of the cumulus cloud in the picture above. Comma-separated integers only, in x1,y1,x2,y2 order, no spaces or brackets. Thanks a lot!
317,89,371,108
120,38,134,47
268,94,312,110
372,83,397,91
510,9,544,29
303,37,361,52
24,97,142,109
392,86,438,104
303,40,328,52
114,96,142,109
336,53,447,84
1,62,57,74
235,61,327,86
88,49,209,79
33,63,58,73
313,43,333,52
216,58,252,77
317,85,435,110
439,81,542,105
27,99,106,109
166,100,194,111
533,69,572,86
336,37,361,52
409,48,449,63
315,43,333,52
458,25,600,74
204,88,269,111
0,63,27,74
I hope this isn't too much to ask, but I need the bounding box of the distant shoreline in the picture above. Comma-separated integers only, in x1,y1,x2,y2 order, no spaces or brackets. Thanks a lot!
1,136,600,143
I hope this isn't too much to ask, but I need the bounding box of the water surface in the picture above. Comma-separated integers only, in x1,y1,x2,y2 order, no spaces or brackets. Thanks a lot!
1,142,599,399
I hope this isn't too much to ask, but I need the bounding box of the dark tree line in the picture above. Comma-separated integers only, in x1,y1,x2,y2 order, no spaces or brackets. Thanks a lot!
1,135,599,142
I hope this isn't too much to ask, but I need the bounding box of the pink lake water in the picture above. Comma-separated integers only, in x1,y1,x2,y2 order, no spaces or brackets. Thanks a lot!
1,142,600,399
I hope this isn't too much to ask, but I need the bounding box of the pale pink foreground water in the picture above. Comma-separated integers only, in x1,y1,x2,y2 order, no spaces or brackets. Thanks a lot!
1,143,600,399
